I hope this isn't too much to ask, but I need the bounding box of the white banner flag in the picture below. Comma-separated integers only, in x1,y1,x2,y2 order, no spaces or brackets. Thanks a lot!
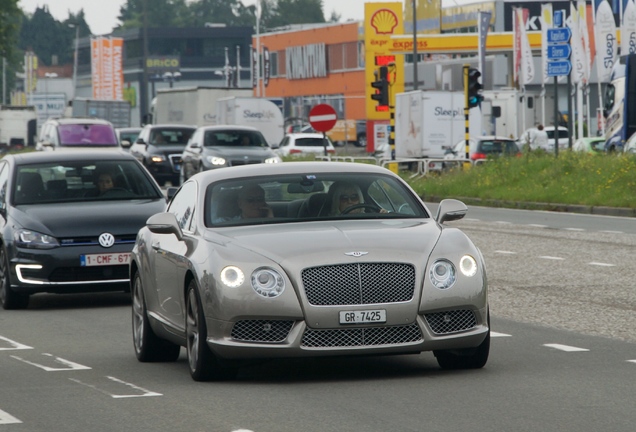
570,2,585,84
623,0,636,55
518,8,534,85
595,0,617,83
577,0,591,84
541,3,553,84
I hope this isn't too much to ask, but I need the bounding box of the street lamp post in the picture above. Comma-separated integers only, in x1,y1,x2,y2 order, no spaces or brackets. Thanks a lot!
44,72,58,120
69,24,79,99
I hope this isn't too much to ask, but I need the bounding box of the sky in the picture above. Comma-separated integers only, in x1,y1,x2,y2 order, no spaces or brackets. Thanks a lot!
17,0,388,36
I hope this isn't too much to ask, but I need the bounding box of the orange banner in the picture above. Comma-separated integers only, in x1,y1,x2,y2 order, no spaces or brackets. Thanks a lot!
91,37,124,100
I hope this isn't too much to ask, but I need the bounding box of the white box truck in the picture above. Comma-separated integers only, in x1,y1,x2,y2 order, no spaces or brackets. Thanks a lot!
482,89,554,140
216,97,285,147
0,105,37,148
70,98,132,129
152,87,252,127
394,90,482,159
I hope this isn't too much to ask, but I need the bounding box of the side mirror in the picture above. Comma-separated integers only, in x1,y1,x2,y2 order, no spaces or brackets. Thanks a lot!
120,139,131,148
146,212,183,240
435,199,467,224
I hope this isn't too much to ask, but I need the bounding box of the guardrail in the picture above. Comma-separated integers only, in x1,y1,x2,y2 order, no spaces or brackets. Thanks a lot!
314,155,483,176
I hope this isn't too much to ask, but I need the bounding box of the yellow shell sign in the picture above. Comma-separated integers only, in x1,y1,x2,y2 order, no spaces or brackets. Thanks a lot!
371,9,398,35
365,2,404,121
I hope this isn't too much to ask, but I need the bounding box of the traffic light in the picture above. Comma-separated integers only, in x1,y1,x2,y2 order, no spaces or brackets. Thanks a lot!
467,68,483,109
371,66,389,107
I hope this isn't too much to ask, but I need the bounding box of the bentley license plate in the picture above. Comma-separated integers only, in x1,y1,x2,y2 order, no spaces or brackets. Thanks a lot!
339,310,386,324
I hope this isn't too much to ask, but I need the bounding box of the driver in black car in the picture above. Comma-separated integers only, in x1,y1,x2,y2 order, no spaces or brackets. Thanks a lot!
96,172,114,194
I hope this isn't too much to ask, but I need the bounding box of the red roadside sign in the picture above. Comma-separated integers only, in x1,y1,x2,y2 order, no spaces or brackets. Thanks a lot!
309,104,337,132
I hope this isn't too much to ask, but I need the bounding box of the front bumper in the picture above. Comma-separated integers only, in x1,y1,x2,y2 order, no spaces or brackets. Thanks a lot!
10,244,133,294
204,306,489,360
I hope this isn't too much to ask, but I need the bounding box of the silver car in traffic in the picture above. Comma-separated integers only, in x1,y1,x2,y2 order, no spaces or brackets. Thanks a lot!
130,162,489,381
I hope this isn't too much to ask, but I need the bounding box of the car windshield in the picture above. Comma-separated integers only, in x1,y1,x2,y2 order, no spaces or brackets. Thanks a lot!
206,172,428,227
119,130,140,144
478,140,518,154
150,128,194,145
547,129,569,139
57,124,118,146
13,160,163,205
204,130,269,147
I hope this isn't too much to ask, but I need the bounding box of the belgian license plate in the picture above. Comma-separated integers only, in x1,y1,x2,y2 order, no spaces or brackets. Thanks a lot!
80,253,131,267
339,309,386,325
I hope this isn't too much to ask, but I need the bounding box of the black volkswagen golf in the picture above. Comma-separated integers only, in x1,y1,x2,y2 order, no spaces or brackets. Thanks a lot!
0,150,167,309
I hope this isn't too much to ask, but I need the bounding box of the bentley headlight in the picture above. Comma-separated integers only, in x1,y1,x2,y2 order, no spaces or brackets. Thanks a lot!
429,259,456,289
221,266,244,288
251,267,285,298
14,229,60,249
264,156,282,164
460,255,478,277
207,156,226,166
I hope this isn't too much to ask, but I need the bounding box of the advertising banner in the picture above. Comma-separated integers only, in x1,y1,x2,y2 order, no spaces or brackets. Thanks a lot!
91,37,124,100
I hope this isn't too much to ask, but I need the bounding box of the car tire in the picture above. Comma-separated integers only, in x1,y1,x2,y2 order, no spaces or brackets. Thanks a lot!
355,133,367,148
132,272,181,362
0,246,29,310
186,279,237,381
434,312,490,370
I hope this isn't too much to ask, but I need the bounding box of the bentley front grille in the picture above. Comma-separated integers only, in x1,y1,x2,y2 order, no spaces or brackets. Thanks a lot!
231,320,294,343
424,310,477,334
301,323,422,348
302,263,415,306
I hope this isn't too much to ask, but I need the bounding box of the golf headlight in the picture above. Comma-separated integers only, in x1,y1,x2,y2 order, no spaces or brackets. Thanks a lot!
207,156,226,166
429,259,456,289
251,267,285,298
265,156,282,164
221,266,244,288
459,255,478,277
15,229,60,249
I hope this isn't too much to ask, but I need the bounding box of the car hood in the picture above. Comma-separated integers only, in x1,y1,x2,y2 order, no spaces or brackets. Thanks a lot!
12,199,166,237
203,146,276,158
210,219,441,265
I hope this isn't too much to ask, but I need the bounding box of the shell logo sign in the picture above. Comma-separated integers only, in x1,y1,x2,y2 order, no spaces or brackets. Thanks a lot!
371,9,398,35
365,2,404,120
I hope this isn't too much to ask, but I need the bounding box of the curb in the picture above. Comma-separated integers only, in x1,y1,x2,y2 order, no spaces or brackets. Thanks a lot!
425,196,636,218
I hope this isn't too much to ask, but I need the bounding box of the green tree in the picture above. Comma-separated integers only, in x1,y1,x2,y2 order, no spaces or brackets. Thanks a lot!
117,0,190,29
188,0,255,27
266,0,326,29
0,0,22,101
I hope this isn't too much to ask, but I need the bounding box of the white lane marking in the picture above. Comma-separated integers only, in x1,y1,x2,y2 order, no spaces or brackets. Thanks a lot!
0,335,33,351
491,332,511,337
464,218,480,222
600,230,624,234
11,353,91,371
231,430,256,432
494,250,516,254
495,221,512,224
538,256,565,260
564,228,585,231
627,360,636,364
528,224,547,228
543,344,589,352
0,409,22,424
70,376,162,398
588,262,616,267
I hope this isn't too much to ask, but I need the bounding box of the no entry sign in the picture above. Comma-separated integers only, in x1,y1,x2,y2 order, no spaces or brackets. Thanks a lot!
309,104,337,132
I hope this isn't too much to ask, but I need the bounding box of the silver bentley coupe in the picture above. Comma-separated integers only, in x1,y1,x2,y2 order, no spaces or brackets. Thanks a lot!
130,162,489,381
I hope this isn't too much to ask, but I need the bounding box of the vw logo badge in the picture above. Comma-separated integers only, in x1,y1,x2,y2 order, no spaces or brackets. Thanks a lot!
344,251,368,257
98,233,115,248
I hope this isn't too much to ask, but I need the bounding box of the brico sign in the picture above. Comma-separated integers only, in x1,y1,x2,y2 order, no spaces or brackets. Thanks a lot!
146,56,180,73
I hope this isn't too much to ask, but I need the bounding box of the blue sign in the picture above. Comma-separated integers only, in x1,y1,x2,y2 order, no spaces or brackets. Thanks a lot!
547,27,572,44
554,10,566,28
547,61,572,77
547,44,572,60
